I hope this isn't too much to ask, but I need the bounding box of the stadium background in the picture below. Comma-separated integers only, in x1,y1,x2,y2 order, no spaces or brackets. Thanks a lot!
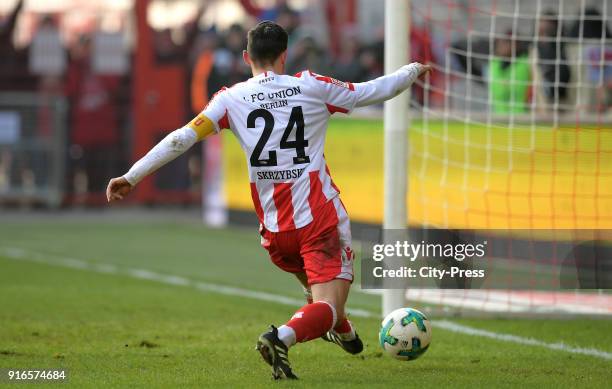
1,0,612,386
2,0,611,229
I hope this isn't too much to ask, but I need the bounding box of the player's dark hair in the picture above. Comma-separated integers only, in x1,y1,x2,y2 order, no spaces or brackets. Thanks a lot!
247,21,288,65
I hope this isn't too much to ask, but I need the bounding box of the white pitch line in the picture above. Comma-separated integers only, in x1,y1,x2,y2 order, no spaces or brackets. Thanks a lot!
1,247,611,361
434,320,612,360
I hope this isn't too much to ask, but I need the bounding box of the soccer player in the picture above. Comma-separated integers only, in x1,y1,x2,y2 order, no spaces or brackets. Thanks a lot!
107,21,431,380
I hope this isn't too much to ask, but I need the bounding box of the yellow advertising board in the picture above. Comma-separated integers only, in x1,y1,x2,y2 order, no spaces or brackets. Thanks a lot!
223,118,612,229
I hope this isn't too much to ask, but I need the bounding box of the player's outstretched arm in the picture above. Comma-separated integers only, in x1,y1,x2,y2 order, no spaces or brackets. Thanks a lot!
353,62,432,108
106,114,216,202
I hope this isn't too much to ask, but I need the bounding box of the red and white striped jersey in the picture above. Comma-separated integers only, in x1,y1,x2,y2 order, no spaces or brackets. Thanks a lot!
200,64,422,232
122,63,419,231
201,70,359,232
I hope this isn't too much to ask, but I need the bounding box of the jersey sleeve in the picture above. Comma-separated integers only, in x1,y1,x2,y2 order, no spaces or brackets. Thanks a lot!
352,63,422,108
200,87,231,132
305,71,359,114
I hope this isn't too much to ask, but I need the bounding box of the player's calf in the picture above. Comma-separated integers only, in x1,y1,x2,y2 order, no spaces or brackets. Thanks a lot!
278,300,337,345
303,286,313,304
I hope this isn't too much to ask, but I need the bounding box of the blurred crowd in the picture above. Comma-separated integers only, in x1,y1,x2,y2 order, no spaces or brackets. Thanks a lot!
0,1,131,203
0,0,427,203
452,6,612,114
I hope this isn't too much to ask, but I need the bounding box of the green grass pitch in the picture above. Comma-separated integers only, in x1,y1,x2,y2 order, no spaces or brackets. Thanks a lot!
1,217,611,388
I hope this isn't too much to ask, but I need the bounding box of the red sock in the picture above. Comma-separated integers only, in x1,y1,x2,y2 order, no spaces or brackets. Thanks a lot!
286,301,336,342
334,317,356,340
334,317,352,334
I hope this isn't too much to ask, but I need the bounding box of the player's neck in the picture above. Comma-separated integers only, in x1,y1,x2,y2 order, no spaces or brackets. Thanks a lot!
251,64,284,77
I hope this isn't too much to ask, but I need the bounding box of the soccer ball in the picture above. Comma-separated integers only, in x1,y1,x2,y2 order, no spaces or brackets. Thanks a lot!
379,307,432,360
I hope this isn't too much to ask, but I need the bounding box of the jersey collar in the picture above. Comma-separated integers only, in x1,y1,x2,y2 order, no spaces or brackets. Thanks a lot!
250,70,276,81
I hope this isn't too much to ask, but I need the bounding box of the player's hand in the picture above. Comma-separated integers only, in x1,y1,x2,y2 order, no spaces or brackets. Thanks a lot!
417,63,433,77
106,177,133,202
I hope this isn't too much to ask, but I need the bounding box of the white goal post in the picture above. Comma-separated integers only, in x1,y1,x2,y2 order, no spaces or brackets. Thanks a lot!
382,0,411,317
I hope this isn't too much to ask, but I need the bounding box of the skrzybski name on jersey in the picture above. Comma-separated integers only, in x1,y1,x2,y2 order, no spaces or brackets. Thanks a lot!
256,167,305,181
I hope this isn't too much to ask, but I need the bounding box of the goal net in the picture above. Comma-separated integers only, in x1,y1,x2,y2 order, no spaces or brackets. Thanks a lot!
403,0,612,316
